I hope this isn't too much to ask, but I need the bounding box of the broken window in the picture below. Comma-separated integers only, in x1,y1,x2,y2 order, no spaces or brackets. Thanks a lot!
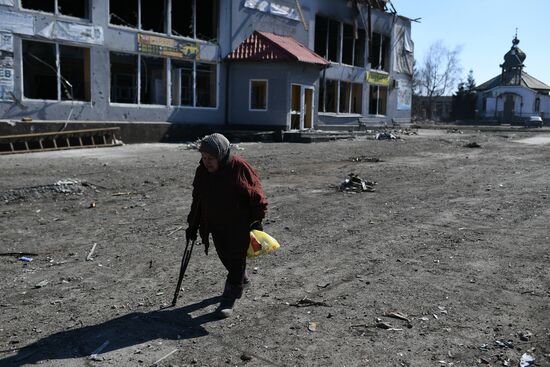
171,0,193,37
59,45,91,101
369,85,387,115
370,32,390,71
171,0,218,41
22,0,89,18
250,80,267,110
141,0,165,33
339,81,351,113
170,60,217,108
342,24,354,65
196,0,218,41
339,82,363,114
314,15,340,63
23,40,91,101
21,0,55,13
171,59,193,106
354,29,366,67
110,0,138,28
316,15,365,66
321,79,338,113
140,56,166,105
110,52,138,103
196,62,216,108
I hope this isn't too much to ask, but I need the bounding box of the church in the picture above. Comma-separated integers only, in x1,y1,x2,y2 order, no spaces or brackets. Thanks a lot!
476,34,550,124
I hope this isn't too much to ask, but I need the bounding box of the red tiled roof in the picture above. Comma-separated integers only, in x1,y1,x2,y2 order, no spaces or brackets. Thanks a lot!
227,31,329,66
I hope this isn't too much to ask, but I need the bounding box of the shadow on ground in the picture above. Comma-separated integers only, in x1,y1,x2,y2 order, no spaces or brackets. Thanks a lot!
0,296,221,367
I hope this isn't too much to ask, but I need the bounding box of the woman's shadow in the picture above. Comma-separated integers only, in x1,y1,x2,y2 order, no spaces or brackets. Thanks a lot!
0,296,222,367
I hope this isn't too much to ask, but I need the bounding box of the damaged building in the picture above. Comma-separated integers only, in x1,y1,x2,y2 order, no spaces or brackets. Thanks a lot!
0,0,413,140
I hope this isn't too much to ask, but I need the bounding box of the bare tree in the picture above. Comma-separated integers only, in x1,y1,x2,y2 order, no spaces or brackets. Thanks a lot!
415,40,462,119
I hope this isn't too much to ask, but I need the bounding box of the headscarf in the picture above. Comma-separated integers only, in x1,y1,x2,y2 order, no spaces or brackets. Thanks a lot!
199,133,231,166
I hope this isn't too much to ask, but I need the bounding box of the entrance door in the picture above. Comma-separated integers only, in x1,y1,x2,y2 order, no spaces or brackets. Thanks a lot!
290,84,315,130
504,94,515,121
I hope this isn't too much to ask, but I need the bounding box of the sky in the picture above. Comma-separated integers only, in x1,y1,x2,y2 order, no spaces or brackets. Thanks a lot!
391,0,550,88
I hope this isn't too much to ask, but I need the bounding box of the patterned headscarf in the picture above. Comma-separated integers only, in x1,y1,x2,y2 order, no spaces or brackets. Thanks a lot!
199,133,231,165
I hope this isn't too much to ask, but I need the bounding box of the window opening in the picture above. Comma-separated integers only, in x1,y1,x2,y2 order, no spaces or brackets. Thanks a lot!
354,29,365,67
196,62,216,107
171,0,193,37
250,80,267,110
369,85,387,115
370,32,390,71
342,24,354,66
324,79,337,112
535,98,540,113
171,59,194,106
196,0,218,41
60,45,90,101
58,0,88,18
141,0,165,33
314,16,328,59
339,81,351,113
22,0,55,13
327,19,340,62
110,0,138,27
23,40,91,101
351,83,362,113
110,52,138,103
140,56,166,105
22,0,89,18
23,41,57,100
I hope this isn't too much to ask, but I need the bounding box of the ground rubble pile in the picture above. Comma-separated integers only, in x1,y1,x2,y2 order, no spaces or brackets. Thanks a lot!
339,173,376,192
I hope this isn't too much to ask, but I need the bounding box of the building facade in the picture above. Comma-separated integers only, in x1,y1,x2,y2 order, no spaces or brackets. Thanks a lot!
476,35,550,124
0,0,413,131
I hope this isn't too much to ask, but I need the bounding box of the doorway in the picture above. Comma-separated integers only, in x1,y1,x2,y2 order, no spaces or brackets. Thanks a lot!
290,84,314,130
503,94,515,121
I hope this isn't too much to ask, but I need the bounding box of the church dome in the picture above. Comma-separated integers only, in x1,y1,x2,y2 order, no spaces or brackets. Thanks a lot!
501,35,526,68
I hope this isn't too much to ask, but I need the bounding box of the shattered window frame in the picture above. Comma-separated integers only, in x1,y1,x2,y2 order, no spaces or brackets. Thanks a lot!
168,58,220,109
315,15,366,67
22,39,91,102
109,0,218,42
368,85,387,115
370,32,390,71
21,0,90,20
319,79,363,115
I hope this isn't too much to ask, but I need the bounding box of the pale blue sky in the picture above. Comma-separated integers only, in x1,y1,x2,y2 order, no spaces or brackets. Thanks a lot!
391,0,550,88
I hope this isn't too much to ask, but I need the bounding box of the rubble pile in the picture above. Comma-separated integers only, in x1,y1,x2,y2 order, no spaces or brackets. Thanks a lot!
339,173,376,193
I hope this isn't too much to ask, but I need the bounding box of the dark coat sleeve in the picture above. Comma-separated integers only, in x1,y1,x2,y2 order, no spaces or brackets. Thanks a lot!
234,156,268,224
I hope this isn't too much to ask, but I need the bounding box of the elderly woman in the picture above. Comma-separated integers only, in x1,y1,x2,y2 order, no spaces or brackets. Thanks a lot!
186,133,268,318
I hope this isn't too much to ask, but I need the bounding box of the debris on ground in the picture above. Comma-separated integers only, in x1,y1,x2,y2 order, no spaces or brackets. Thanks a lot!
339,173,376,192
86,243,98,261
383,311,411,323
34,280,49,288
349,156,382,163
18,256,33,262
520,353,535,367
292,297,330,307
308,322,318,332
0,179,87,203
464,142,481,148
518,330,533,341
375,132,398,140
447,129,463,134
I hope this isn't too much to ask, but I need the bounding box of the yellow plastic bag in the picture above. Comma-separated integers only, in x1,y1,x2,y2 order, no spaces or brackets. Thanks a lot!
247,230,280,258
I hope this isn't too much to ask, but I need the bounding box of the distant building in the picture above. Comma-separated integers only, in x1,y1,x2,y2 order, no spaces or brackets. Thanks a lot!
476,35,550,124
0,0,413,134
412,96,452,122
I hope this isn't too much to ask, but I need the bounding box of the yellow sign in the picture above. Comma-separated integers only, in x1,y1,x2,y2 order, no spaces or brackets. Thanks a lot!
366,71,390,86
137,33,199,59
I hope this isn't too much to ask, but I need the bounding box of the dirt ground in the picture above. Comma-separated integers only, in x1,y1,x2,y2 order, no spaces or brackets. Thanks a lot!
1,127,549,367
